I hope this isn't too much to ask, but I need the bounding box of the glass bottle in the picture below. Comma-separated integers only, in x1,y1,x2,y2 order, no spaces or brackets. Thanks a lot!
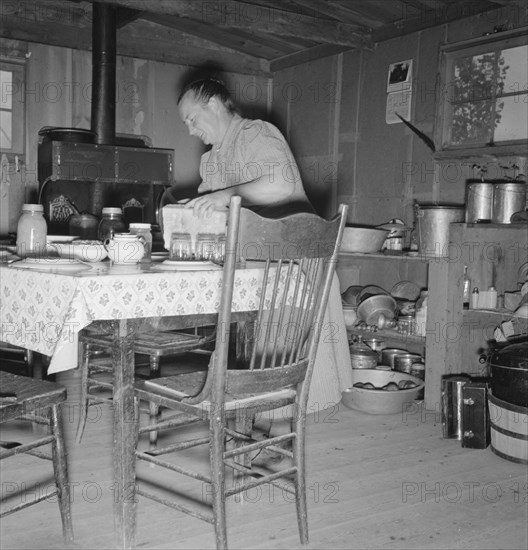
462,266,471,310
16,203,47,258
98,207,126,242
129,223,152,263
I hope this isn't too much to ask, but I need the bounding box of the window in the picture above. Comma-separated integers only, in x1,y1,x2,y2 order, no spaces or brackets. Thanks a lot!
437,28,528,156
0,60,25,155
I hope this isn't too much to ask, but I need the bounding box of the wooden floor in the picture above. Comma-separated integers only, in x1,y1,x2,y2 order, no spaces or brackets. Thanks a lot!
1,365,527,550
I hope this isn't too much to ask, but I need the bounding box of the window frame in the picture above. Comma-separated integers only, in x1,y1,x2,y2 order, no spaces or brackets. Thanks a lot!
0,59,26,156
435,27,528,160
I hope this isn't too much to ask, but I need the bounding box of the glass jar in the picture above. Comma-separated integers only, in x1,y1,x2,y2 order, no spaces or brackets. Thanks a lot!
98,207,126,242
129,223,152,263
16,203,47,258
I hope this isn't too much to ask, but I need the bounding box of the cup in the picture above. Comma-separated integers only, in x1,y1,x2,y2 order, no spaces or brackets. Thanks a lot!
195,233,217,262
169,232,192,261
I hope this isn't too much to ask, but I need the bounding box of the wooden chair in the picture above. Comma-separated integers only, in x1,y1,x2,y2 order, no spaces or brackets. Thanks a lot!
75,328,215,445
134,195,348,549
0,371,74,543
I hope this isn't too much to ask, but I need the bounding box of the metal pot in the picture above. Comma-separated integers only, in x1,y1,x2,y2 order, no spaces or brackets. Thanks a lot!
349,341,378,369
414,203,465,257
465,182,494,223
394,352,423,374
489,340,528,407
492,183,526,223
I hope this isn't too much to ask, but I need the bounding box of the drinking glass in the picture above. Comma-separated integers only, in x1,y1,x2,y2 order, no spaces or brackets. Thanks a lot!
169,232,192,261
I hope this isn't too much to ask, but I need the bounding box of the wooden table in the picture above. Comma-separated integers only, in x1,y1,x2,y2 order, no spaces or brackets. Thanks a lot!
0,259,267,548
0,258,351,548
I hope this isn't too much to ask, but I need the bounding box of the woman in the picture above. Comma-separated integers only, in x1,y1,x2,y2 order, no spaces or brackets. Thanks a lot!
177,77,352,448
177,77,314,218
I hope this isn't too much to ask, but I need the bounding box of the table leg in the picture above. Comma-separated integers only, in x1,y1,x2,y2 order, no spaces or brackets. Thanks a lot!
112,319,137,549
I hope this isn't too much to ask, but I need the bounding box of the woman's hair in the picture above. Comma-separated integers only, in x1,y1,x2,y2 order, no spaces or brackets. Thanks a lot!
177,77,239,114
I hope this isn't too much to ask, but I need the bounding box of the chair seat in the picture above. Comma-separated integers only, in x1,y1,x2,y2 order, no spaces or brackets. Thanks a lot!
0,371,66,423
137,373,297,414
0,371,73,543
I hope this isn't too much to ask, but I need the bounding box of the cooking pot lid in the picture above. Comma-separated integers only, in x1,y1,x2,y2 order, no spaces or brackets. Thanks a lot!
349,342,378,357
490,341,528,369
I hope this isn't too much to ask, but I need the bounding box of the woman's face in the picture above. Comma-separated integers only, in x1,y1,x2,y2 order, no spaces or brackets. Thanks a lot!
178,93,222,146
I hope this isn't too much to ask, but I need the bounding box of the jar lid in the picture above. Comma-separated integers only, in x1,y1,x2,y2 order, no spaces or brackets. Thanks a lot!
22,203,44,212
129,223,151,229
102,207,122,215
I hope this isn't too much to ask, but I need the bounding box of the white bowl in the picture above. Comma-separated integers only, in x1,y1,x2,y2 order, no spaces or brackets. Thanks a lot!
53,241,108,262
341,369,424,414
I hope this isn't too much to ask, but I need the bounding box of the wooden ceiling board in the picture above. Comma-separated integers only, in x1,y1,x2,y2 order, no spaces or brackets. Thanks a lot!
0,0,517,76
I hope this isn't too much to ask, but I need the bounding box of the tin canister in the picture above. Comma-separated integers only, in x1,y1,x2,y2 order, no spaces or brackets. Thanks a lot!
410,362,425,400
492,183,526,223
380,348,408,369
394,352,422,374
441,375,471,439
465,182,494,223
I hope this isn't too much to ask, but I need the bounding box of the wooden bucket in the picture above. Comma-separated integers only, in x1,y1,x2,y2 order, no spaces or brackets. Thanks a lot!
488,392,528,464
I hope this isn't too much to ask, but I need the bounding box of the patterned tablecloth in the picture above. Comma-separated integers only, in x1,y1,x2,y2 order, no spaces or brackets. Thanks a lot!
0,262,266,373
0,261,352,410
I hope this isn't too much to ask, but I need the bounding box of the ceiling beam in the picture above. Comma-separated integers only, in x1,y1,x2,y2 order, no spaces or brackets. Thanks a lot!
142,13,286,60
269,43,350,72
0,13,271,76
371,0,512,42
91,0,372,48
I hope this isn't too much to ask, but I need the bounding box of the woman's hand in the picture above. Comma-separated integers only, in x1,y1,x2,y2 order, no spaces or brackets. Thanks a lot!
184,190,230,218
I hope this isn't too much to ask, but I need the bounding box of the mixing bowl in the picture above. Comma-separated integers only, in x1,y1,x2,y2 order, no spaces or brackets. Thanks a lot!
340,226,389,254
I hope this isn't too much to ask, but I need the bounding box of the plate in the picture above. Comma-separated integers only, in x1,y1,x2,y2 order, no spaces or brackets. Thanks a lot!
151,251,169,262
153,260,221,271
46,235,79,243
53,241,108,262
9,257,91,272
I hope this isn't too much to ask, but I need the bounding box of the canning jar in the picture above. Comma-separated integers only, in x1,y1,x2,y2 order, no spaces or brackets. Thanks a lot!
129,223,152,262
16,203,47,258
98,207,126,242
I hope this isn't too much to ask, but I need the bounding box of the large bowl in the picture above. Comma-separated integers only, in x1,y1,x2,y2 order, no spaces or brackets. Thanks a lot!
340,226,389,254
341,369,424,414
357,294,397,325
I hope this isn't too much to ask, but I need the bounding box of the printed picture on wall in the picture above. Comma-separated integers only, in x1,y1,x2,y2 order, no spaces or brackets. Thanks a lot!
387,59,413,92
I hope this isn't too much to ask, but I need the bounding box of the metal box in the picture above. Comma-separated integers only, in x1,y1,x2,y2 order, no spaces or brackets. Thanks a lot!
462,381,490,449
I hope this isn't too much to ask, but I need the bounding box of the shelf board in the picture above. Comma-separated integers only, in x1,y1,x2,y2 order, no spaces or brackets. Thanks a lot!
339,251,430,263
347,326,425,346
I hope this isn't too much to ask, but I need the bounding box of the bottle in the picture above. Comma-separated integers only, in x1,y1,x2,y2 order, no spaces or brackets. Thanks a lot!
488,286,497,310
462,266,471,310
16,203,47,258
129,223,152,263
98,207,126,242
471,287,479,309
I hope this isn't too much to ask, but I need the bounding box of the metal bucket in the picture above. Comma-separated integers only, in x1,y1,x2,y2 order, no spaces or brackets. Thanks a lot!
465,182,494,223
415,203,465,257
441,375,471,439
492,183,526,223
